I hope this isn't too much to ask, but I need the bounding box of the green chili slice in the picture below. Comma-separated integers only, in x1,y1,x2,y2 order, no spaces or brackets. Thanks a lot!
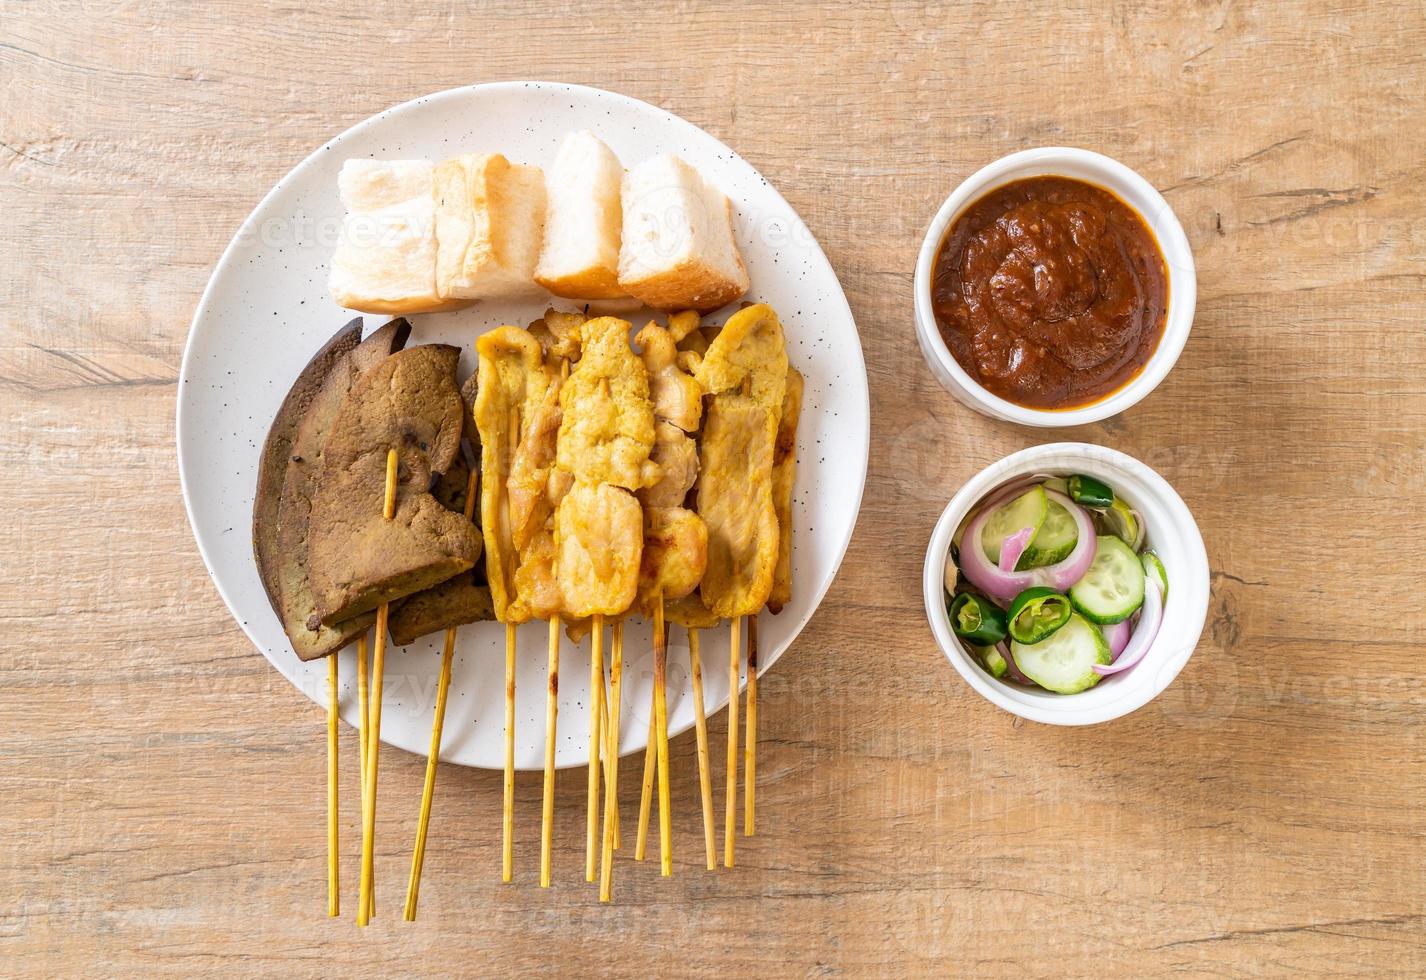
948,593,1008,646
1007,586,1073,644
1067,474,1115,509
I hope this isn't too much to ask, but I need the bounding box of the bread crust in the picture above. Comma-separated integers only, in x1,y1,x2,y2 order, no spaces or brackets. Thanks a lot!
619,253,749,312
536,264,625,300
333,293,473,315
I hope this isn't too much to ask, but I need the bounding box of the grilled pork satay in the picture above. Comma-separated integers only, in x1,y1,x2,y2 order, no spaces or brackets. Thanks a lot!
767,367,803,615
552,315,657,892
693,302,790,865
507,377,566,625
473,325,549,883
475,327,550,622
634,322,708,614
622,319,711,881
697,396,780,618
556,316,660,492
693,302,787,422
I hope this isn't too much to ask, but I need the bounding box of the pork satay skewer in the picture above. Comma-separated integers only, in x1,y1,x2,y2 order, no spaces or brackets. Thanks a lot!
506,350,571,889
555,315,656,894
356,447,398,926
475,329,550,882
745,366,803,837
326,652,339,916
630,319,710,874
403,464,479,918
599,620,623,900
694,304,788,867
665,312,718,870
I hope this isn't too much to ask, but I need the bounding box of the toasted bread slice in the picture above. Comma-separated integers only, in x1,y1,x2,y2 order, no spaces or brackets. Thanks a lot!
329,160,471,315
618,154,749,312
435,153,546,300
535,131,628,300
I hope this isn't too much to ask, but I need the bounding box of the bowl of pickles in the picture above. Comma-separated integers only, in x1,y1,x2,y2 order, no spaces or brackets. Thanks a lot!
923,443,1210,725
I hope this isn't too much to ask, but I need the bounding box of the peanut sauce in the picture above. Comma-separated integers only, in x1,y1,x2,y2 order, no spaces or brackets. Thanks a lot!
931,176,1168,409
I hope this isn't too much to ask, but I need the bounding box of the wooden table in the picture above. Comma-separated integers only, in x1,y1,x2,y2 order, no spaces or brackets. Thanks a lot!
4,2,1423,975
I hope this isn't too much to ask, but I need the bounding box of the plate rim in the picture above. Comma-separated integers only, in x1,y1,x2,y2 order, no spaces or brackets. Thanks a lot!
176,80,870,768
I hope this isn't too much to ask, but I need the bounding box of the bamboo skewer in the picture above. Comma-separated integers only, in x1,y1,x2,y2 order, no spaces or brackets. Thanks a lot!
635,705,657,861
598,620,624,900
403,467,478,920
540,615,560,887
502,402,521,885
744,614,759,836
725,616,742,868
356,634,371,919
601,649,620,850
357,447,398,927
326,653,339,917
502,623,516,883
402,625,454,919
585,615,605,881
654,595,672,877
687,627,716,870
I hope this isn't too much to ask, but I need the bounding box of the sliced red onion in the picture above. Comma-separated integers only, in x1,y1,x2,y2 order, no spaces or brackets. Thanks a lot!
997,640,1035,686
1101,621,1131,659
952,475,1040,552
1092,576,1163,676
998,526,1035,572
958,489,1096,602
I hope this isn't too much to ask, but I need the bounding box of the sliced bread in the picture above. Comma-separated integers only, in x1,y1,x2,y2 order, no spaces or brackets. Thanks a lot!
434,153,547,300
617,154,749,312
329,160,470,314
535,130,628,300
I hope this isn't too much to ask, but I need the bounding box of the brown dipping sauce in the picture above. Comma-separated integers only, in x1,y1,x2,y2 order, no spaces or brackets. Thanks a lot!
931,176,1168,409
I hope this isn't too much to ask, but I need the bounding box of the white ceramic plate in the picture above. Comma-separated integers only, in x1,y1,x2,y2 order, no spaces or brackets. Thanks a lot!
178,82,868,769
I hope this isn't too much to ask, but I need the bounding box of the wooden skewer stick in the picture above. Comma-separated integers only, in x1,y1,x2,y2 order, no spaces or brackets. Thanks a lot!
598,620,624,901
403,467,479,920
356,633,371,919
357,447,398,927
744,614,759,836
502,623,516,883
725,616,742,868
635,704,657,861
654,595,672,876
327,652,339,917
687,627,716,870
402,625,454,919
502,403,520,885
585,615,605,881
539,615,560,888
601,643,620,849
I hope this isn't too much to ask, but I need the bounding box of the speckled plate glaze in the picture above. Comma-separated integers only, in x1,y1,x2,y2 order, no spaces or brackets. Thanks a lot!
178,82,868,769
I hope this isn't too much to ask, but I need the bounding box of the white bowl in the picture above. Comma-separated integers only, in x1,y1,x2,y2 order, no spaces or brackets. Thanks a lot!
913,147,1196,426
923,443,1210,725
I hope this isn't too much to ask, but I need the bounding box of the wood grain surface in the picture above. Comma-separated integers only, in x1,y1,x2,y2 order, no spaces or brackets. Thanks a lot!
3,1,1424,976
